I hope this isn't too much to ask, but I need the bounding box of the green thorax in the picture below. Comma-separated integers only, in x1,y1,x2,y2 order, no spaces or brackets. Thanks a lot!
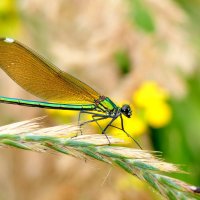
96,96,118,112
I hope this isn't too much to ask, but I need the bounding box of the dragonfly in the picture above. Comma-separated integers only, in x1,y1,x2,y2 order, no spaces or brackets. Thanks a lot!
0,37,141,147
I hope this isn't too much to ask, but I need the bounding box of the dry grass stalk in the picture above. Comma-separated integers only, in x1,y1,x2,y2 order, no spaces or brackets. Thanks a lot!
0,118,199,200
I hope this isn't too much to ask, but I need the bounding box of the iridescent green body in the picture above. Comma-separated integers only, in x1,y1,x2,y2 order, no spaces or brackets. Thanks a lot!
0,96,96,110
98,97,117,111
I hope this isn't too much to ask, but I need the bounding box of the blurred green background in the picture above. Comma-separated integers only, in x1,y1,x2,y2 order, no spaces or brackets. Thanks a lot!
0,0,200,200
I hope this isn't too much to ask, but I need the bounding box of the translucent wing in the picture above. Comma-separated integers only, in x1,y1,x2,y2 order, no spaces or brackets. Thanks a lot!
0,38,100,104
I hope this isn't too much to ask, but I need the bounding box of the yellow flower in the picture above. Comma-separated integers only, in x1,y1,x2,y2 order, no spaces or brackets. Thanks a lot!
132,81,172,128
145,102,172,128
133,81,169,108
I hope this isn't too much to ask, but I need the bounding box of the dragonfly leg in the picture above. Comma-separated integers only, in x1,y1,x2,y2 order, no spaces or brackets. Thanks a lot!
77,110,121,145
102,117,116,134
101,117,119,145
77,110,105,134
92,115,103,132
87,114,116,145
79,110,106,117
78,113,113,144
78,110,83,135
80,116,108,126
119,115,142,149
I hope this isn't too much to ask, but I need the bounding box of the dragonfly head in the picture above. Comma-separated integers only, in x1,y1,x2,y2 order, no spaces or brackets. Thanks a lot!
121,104,132,118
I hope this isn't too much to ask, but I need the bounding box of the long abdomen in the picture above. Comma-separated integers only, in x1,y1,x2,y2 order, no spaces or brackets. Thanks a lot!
0,96,95,110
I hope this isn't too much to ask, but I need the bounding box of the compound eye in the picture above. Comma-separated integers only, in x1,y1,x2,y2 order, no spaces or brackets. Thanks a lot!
121,104,132,118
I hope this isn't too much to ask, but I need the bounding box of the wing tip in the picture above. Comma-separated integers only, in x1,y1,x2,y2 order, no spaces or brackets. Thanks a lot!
0,37,15,44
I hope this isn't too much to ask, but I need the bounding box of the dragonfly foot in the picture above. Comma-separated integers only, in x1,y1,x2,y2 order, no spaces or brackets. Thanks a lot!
102,131,111,145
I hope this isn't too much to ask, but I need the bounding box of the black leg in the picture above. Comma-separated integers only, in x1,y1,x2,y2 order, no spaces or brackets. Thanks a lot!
102,117,117,134
120,115,142,149
80,116,109,126
77,110,107,126
77,110,113,140
78,110,102,132
78,110,83,135
79,110,108,117
78,110,141,147
92,115,103,132
81,115,112,145
101,117,119,145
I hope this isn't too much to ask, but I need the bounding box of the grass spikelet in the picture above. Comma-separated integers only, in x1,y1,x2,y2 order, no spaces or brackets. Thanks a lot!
0,118,199,200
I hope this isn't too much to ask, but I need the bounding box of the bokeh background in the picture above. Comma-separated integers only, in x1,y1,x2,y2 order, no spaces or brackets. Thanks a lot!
0,0,200,199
